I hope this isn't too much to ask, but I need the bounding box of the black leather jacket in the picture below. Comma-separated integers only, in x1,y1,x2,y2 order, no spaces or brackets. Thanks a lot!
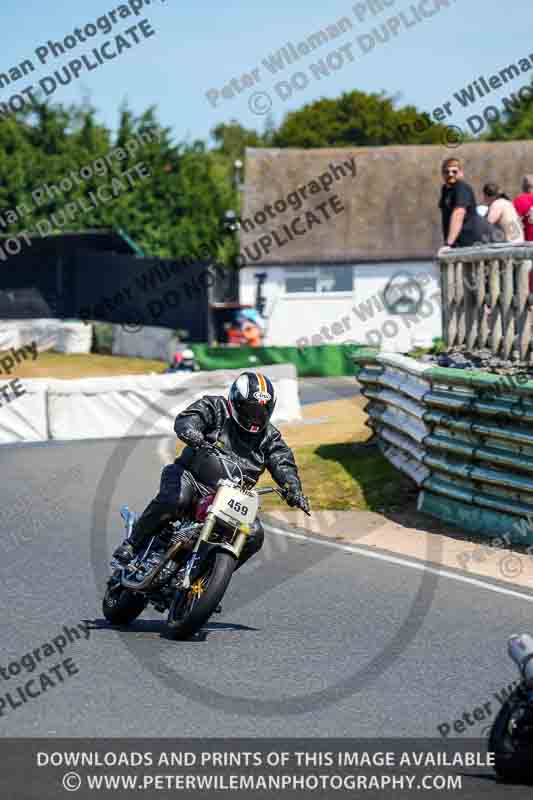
174,395,302,492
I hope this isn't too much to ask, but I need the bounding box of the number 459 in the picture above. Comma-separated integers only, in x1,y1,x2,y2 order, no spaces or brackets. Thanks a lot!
228,498,248,515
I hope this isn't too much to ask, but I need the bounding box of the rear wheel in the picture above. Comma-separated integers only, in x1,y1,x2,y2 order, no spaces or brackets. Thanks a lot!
103,582,147,625
167,551,236,640
489,687,533,782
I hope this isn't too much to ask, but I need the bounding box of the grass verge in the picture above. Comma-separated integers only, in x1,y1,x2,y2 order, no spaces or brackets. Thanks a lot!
260,397,413,513
0,351,167,379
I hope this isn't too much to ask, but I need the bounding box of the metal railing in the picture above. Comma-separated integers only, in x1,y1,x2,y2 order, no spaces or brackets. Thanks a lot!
438,244,533,360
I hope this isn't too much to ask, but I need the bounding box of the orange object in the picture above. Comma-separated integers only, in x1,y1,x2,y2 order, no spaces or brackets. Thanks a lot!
241,322,262,347
226,325,245,345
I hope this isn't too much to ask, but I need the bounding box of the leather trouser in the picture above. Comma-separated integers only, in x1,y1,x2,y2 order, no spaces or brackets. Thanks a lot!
130,462,264,569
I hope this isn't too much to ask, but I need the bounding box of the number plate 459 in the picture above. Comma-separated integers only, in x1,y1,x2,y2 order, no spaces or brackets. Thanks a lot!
211,485,258,526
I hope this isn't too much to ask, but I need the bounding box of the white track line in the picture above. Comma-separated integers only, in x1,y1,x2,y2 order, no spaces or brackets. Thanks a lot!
263,523,533,605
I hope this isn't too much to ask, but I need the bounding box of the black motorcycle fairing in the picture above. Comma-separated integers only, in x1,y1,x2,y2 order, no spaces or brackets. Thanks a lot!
182,443,243,489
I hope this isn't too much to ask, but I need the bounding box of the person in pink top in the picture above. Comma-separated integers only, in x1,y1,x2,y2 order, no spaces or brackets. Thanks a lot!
514,175,533,242
513,175,533,292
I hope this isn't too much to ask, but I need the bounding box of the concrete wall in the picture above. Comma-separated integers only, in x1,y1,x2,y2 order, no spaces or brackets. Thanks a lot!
0,364,301,445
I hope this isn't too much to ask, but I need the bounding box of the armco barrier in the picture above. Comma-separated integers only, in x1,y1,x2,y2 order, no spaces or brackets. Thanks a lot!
354,348,533,546
0,364,301,445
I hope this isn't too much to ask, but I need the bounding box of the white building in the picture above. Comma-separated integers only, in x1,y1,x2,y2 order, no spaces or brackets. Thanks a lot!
238,141,533,351
239,261,440,352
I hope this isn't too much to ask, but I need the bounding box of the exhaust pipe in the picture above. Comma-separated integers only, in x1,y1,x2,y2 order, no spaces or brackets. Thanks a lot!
121,540,185,592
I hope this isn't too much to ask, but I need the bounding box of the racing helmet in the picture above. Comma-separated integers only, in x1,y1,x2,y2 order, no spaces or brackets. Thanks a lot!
181,348,195,365
228,372,276,433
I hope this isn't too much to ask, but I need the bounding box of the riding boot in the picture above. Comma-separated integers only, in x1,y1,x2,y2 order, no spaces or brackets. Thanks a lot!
113,500,177,564
129,499,178,551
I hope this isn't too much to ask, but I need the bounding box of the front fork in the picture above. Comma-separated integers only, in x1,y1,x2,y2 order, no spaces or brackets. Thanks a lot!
180,513,248,589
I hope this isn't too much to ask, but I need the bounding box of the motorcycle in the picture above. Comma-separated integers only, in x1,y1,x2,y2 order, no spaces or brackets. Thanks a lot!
102,443,305,639
489,633,533,782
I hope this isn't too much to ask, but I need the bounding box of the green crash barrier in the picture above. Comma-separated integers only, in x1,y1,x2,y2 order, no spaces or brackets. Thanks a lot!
353,349,533,544
190,344,367,377
419,489,533,545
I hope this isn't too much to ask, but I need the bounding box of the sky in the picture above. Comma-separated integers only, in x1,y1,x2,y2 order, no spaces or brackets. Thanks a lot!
0,0,532,147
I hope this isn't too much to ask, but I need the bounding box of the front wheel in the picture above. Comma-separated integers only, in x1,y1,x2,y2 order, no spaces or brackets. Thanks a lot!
167,551,236,640
103,582,147,625
489,687,533,782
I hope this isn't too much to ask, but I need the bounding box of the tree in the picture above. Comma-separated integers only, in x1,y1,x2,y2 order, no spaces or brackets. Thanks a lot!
272,90,462,148
0,102,238,265
211,120,264,162
483,92,533,141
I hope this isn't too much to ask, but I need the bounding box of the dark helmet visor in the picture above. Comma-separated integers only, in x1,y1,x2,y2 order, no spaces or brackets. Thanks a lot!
232,394,270,431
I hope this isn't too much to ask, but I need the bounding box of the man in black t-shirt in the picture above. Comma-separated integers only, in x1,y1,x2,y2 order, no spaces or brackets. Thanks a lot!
438,158,487,254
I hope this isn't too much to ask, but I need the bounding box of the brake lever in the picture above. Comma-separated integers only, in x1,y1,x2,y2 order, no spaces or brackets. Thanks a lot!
282,487,312,517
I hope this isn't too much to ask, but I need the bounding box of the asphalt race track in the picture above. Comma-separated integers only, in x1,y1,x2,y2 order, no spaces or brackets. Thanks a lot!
299,376,359,405
1,428,533,792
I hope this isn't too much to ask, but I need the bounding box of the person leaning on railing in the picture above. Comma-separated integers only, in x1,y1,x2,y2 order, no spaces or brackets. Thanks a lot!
513,175,533,293
482,182,524,244
513,175,533,243
437,157,490,256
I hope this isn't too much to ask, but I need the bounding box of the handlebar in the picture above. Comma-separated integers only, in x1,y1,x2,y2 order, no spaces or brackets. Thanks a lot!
256,487,284,497
195,441,311,514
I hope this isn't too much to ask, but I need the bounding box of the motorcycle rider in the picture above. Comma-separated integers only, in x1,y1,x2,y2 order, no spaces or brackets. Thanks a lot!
113,371,310,568
166,348,200,373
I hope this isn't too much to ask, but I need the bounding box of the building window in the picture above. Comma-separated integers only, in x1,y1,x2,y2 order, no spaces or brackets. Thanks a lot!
284,266,352,294
285,271,317,293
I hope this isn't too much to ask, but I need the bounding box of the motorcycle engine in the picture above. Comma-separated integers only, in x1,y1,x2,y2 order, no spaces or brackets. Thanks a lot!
138,524,200,585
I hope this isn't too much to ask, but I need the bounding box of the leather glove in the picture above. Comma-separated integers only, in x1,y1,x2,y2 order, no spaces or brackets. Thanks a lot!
179,428,205,450
284,483,311,515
